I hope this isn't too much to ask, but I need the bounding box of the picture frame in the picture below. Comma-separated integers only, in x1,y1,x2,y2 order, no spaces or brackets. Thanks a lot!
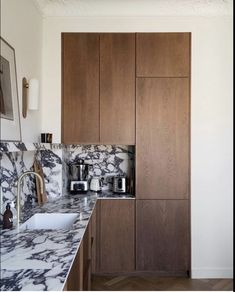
0,37,22,141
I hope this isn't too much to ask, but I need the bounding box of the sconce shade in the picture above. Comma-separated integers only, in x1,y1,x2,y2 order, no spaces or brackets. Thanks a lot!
28,78,39,110
22,77,39,118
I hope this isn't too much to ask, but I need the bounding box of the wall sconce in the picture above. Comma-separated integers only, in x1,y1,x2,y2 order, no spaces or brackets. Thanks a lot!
22,77,39,118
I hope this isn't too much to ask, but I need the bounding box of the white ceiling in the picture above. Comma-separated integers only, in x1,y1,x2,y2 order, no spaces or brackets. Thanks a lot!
33,0,233,17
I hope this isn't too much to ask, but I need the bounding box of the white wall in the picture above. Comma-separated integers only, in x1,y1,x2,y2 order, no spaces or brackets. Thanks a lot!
1,0,42,142
41,15,233,278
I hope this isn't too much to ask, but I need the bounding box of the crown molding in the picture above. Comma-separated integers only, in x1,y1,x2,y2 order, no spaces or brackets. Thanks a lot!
33,0,233,18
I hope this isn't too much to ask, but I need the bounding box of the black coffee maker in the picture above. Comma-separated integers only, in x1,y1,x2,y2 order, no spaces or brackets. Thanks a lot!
69,159,90,193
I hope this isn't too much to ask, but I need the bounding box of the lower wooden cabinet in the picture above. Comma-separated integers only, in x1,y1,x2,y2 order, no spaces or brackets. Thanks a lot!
64,221,91,291
97,199,135,273
64,241,84,291
82,222,92,290
136,200,190,274
65,198,190,286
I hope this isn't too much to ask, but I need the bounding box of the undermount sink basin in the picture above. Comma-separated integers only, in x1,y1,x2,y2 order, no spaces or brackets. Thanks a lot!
20,213,78,231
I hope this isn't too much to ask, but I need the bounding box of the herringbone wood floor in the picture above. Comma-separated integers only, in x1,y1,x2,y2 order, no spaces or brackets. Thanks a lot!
91,275,233,291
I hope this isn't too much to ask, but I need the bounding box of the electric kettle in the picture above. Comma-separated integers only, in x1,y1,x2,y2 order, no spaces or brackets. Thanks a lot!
90,177,102,192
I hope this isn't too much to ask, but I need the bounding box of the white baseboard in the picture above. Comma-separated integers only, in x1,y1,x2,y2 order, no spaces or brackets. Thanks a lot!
191,268,233,279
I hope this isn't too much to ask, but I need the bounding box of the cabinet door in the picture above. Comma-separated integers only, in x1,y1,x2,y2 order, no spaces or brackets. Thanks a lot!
99,199,135,272
100,33,136,144
83,222,91,291
136,33,190,77
136,78,189,199
136,200,189,273
62,33,100,143
65,240,83,291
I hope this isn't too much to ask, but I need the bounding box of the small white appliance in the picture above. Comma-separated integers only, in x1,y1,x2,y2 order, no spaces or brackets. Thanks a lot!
90,177,102,192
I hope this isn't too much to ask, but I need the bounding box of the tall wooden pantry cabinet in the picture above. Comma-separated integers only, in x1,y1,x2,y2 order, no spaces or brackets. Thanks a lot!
136,33,190,274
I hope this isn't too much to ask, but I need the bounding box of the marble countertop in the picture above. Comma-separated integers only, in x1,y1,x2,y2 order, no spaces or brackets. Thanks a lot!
0,191,134,291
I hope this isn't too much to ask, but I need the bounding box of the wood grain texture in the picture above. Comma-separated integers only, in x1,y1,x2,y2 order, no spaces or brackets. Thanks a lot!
62,33,100,143
100,33,136,144
136,200,189,272
99,199,135,273
136,33,190,77
66,240,84,291
83,222,92,290
136,78,189,199
91,275,233,291
91,202,98,274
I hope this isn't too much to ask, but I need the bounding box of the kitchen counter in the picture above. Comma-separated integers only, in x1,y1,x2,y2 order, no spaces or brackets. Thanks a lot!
0,192,134,291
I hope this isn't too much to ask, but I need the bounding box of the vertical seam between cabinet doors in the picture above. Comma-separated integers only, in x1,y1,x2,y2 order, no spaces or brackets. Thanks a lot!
99,34,101,143
188,32,192,277
135,33,138,199
61,33,64,143
134,33,137,147
134,33,137,270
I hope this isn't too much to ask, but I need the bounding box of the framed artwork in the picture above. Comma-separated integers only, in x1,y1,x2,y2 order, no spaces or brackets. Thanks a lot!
0,37,22,141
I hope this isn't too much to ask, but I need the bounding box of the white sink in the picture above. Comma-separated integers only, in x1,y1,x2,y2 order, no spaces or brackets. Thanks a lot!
20,213,78,230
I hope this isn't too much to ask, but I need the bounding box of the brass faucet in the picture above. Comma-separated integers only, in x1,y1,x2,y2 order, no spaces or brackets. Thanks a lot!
16,171,44,228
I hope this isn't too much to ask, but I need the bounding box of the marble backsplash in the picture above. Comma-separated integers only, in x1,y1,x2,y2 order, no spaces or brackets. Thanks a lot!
63,144,135,192
0,151,36,217
0,144,135,223
0,148,63,220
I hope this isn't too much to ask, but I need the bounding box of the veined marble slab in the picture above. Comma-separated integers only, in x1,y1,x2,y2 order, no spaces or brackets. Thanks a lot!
0,143,62,153
0,192,135,291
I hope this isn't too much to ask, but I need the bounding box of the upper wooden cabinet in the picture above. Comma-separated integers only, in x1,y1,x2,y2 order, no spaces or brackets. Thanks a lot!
62,33,100,144
136,33,190,77
100,33,136,144
136,77,189,199
62,33,136,144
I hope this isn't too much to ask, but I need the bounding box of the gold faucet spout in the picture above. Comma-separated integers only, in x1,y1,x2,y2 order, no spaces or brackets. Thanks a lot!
16,171,44,228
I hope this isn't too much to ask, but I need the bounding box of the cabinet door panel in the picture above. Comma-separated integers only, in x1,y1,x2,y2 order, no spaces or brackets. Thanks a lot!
62,33,100,143
99,200,135,272
136,78,189,199
100,33,135,144
137,33,190,77
136,200,189,272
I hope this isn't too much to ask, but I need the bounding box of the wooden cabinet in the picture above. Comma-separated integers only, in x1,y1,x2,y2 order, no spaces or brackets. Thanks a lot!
91,200,99,274
64,222,92,291
136,77,189,200
62,33,100,144
82,222,92,290
64,240,84,291
62,33,136,145
100,33,136,144
136,33,190,276
136,33,190,77
97,199,135,273
62,32,191,277
136,200,189,273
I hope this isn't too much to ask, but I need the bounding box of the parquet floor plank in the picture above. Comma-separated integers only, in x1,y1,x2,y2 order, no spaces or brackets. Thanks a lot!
91,275,233,291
